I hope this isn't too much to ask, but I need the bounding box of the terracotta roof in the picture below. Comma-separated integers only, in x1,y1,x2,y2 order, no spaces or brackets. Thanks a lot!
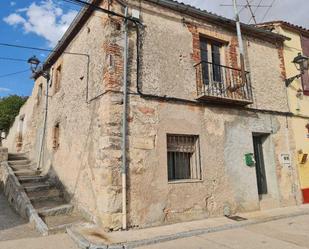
42,0,288,72
258,21,309,37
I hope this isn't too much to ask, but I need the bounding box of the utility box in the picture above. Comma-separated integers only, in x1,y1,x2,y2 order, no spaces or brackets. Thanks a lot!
245,153,255,167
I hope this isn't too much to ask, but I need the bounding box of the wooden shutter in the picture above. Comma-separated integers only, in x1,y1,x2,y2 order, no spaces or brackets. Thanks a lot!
200,37,209,84
211,44,222,82
301,35,309,96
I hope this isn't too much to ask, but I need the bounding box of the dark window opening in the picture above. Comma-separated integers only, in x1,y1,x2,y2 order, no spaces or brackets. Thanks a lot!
53,122,60,150
54,65,62,94
167,134,201,181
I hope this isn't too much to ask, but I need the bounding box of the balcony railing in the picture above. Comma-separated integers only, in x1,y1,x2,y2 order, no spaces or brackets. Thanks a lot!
194,61,253,105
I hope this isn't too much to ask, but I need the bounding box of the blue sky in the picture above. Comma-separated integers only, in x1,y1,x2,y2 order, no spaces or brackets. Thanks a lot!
0,0,80,98
0,0,308,98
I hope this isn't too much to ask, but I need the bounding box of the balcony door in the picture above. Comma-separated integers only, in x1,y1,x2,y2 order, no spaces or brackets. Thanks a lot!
200,37,222,85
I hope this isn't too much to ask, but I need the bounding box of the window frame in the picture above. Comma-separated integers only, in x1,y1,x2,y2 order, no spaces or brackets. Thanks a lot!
199,36,225,85
54,64,62,94
166,134,202,183
52,122,60,150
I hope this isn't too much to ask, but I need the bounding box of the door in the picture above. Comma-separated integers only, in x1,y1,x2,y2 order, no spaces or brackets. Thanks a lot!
253,135,268,196
200,37,209,85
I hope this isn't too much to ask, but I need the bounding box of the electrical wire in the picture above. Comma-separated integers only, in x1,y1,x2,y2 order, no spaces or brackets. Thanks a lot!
0,57,28,62
248,0,263,23
0,42,88,57
261,0,275,22
0,69,30,78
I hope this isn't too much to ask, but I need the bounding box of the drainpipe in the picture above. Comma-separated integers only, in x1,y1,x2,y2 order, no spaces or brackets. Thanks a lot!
232,0,246,87
37,72,51,171
121,6,129,230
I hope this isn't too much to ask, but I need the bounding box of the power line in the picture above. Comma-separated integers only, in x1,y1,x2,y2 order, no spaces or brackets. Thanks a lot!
245,0,257,24
248,0,263,24
261,0,276,22
0,69,30,78
0,42,88,57
0,57,28,62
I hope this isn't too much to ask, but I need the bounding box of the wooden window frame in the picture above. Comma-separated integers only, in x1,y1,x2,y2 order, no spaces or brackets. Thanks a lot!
167,134,202,182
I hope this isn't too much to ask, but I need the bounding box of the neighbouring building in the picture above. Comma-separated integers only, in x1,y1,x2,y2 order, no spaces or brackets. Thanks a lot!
3,0,304,230
260,21,309,204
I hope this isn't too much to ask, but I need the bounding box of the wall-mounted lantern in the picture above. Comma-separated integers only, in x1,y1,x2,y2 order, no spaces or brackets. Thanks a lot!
286,53,309,87
27,55,50,80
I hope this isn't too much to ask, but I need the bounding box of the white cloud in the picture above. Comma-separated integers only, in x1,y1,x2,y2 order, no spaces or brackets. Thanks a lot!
3,0,78,47
0,88,11,93
3,13,26,26
10,2,16,6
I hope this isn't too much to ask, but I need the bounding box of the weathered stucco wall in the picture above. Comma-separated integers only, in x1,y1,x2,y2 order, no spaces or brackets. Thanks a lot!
124,0,300,228
4,0,126,229
3,0,302,230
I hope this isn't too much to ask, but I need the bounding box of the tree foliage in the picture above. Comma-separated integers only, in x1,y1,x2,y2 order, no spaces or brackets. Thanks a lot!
0,95,28,133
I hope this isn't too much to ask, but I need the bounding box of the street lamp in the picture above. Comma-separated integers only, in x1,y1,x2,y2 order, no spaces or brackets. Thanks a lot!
286,53,309,87
27,55,41,73
27,55,50,80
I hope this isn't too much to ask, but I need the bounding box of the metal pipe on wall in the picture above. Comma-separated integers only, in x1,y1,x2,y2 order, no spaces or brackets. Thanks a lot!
121,6,129,230
37,72,51,171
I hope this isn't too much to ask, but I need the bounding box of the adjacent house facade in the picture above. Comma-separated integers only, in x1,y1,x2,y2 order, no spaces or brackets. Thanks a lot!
3,0,304,230
260,21,309,204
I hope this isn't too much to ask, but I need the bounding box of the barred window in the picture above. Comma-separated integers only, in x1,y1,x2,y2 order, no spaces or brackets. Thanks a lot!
167,134,202,181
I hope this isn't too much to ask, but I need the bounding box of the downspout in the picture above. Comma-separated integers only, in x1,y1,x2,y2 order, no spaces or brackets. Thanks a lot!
232,0,247,89
121,6,129,230
37,71,51,171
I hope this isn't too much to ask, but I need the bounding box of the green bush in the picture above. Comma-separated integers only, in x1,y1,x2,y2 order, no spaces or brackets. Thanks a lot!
0,95,28,133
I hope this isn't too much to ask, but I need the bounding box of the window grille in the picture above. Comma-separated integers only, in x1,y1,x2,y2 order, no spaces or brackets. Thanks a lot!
167,134,202,181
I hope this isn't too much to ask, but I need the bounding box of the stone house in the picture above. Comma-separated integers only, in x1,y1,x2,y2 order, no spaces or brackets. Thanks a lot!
3,0,304,231
259,21,309,204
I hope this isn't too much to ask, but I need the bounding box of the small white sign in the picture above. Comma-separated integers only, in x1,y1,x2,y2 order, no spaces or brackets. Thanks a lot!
281,154,291,165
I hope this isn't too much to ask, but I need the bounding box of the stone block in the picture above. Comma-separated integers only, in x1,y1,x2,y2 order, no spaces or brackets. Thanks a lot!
0,147,8,163
132,137,155,150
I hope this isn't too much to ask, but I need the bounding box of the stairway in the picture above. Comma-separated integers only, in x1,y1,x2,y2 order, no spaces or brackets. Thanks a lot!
8,153,85,234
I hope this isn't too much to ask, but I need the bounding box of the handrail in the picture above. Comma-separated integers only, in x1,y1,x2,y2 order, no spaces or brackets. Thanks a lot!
194,61,250,74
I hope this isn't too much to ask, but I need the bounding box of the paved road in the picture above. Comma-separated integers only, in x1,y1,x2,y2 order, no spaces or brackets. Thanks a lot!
140,215,309,249
1,190,309,249
0,191,39,241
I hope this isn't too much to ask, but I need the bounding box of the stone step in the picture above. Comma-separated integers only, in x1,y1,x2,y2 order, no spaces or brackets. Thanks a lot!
8,153,28,160
23,182,52,192
28,188,62,202
14,169,40,177
37,203,74,217
10,163,33,171
44,214,85,234
18,175,48,184
8,159,31,165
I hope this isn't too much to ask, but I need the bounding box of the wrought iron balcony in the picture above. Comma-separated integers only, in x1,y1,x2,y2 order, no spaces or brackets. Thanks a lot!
194,61,253,105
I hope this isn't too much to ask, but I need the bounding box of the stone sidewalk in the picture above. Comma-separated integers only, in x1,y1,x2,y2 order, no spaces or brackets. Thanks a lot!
69,204,309,249
140,214,309,249
0,191,39,241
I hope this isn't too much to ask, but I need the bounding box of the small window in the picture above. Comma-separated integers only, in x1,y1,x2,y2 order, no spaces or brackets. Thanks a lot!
54,65,62,94
167,134,202,181
37,83,43,104
52,122,60,150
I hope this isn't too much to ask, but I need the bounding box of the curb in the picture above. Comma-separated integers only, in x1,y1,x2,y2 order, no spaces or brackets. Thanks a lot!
67,208,309,249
